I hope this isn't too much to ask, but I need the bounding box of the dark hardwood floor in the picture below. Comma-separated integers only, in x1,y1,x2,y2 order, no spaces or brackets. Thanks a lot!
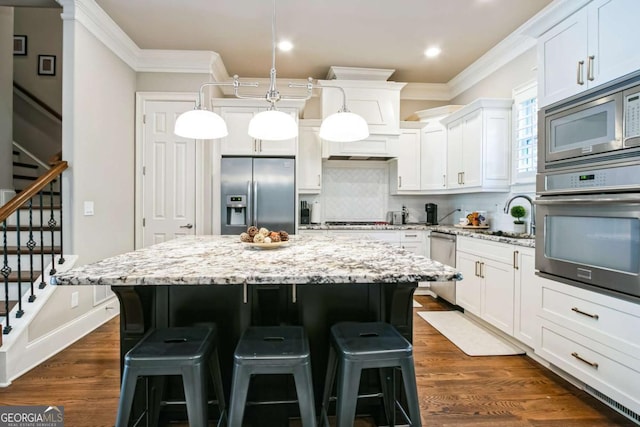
0,295,634,426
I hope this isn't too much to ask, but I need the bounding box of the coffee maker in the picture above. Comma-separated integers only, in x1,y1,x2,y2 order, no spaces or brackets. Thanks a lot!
425,203,438,225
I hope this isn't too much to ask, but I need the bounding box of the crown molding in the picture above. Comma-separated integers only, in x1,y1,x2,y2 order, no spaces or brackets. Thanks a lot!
401,83,451,101
136,50,220,74
326,67,395,81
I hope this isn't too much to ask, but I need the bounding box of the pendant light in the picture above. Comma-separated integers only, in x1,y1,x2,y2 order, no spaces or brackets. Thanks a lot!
174,0,369,143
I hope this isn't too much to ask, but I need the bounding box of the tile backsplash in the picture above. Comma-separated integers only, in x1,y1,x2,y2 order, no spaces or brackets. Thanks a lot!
300,161,535,231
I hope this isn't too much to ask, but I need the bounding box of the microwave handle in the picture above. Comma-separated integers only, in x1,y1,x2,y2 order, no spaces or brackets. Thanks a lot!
535,195,640,205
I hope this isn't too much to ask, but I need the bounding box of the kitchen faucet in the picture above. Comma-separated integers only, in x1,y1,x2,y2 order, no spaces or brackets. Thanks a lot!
503,195,536,235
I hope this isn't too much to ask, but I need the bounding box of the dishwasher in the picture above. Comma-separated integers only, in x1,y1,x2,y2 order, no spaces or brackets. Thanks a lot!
429,231,457,305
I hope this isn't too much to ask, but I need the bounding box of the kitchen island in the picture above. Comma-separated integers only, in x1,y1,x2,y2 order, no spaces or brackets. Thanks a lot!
54,234,460,425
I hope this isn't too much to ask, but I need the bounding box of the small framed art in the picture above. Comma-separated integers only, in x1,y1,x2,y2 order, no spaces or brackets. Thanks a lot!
13,35,27,56
38,55,56,76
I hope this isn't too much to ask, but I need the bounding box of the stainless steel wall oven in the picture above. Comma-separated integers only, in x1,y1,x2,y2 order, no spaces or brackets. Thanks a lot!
536,73,640,301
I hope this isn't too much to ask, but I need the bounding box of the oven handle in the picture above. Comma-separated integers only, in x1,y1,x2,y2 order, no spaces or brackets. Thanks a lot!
535,194,640,205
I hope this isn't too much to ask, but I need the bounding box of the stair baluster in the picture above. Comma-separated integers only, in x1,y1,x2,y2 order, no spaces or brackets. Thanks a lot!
39,192,46,289
2,221,12,334
15,211,24,318
27,199,37,303
57,183,64,265
48,182,56,276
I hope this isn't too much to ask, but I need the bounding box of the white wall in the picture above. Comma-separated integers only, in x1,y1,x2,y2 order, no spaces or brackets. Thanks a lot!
0,7,14,190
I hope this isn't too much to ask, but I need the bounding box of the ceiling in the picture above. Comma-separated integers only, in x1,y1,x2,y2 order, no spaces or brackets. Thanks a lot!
87,0,553,83
2,0,554,83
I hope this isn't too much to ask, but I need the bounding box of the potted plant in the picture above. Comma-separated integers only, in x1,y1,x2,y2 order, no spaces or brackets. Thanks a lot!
510,205,526,234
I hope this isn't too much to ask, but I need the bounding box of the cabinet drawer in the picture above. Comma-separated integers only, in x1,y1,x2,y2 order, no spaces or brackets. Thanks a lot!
456,236,513,264
539,321,640,414
540,283,640,358
400,230,423,242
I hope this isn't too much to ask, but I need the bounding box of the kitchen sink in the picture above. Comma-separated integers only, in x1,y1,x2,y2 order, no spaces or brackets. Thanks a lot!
475,230,534,239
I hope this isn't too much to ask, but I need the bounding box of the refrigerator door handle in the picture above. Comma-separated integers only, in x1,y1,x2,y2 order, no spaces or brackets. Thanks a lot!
253,180,258,227
247,180,253,226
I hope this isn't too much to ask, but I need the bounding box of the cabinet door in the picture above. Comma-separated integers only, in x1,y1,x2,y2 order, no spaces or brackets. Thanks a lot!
537,8,588,107
420,125,447,190
456,251,482,315
219,107,257,155
481,257,515,335
460,110,482,188
589,0,640,87
446,120,463,188
396,129,421,191
297,126,322,193
514,247,541,349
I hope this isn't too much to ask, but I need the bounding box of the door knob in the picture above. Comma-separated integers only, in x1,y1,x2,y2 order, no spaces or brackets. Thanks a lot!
180,223,193,229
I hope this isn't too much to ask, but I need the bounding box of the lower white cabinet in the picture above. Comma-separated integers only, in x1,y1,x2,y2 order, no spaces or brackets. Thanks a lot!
537,279,640,415
456,236,517,336
513,247,542,349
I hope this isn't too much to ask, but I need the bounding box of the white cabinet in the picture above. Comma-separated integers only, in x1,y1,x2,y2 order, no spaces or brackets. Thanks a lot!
513,247,542,350
456,237,515,335
441,99,512,192
322,134,396,159
537,279,640,416
212,101,300,156
420,122,448,191
390,127,422,194
399,230,426,257
537,0,640,107
297,121,322,193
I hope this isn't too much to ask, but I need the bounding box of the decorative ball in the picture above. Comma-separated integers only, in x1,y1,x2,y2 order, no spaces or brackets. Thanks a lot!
253,233,265,243
240,232,252,243
264,237,272,243
247,226,259,237
259,227,269,236
278,230,289,241
269,231,281,242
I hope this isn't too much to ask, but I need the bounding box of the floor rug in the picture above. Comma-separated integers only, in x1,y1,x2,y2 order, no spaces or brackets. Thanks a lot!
412,299,422,308
417,311,524,356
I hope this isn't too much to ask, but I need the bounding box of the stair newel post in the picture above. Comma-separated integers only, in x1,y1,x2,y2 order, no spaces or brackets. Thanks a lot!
1,220,12,334
15,208,23,318
27,198,36,303
57,181,64,265
48,182,56,276
38,191,46,289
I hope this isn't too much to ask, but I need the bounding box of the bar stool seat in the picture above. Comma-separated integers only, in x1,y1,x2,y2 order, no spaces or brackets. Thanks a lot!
115,326,226,427
321,321,421,427
228,326,317,427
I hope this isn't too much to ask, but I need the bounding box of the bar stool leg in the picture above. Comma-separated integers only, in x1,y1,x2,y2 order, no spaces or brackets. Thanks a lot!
400,357,421,427
335,360,362,427
182,364,208,427
320,346,338,427
209,348,227,424
227,365,252,427
293,362,317,427
115,366,139,427
379,367,396,426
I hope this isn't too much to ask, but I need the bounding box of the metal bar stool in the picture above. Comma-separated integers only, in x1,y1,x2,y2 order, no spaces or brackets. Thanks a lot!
115,326,226,427
320,321,421,427
227,325,317,427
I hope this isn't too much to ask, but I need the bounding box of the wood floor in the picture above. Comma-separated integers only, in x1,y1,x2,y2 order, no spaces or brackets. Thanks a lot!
0,295,635,426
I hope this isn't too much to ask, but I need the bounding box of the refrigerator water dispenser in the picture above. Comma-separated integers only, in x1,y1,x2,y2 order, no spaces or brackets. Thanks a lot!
226,195,247,226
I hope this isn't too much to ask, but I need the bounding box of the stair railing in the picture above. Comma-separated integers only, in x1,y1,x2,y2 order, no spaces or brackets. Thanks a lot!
0,160,67,335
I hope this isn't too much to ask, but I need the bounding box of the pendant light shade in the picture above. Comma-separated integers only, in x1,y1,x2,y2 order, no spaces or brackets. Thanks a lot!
319,111,370,142
174,109,228,140
248,109,298,140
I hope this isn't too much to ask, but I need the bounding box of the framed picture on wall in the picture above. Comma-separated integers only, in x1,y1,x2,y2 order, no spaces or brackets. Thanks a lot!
13,35,27,56
38,55,56,76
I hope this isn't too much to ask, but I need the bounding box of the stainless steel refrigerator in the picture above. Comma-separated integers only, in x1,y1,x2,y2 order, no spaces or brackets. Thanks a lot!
220,157,295,235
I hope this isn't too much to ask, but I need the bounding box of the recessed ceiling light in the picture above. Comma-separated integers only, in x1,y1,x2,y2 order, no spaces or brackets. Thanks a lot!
424,47,441,58
278,40,293,52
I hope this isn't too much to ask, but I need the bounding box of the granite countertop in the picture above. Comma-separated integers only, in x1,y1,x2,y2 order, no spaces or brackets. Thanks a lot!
299,223,535,248
53,234,461,286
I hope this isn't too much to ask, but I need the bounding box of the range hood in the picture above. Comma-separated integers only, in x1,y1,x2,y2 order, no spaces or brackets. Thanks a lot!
322,134,399,161
327,155,394,161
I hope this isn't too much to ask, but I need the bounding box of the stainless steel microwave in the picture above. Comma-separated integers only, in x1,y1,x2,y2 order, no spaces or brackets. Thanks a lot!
540,77,640,170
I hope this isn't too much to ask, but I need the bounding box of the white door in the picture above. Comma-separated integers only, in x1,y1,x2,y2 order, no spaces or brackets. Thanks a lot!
142,100,197,247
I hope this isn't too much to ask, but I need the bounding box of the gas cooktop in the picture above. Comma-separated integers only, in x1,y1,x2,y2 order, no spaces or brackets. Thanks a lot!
324,221,389,226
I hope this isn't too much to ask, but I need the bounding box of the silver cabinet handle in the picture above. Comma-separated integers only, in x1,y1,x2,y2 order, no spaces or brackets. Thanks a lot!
398,176,402,188
461,172,465,185
577,60,585,85
180,224,193,229
480,262,485,278
442,174,446,187
571,306,599,320
571,352,599,369
475,260,480,277
513,251,519,270
317,174,321,186
587,55,595,81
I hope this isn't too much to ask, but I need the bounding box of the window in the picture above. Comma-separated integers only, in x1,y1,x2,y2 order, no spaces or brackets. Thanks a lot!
512,81,538,184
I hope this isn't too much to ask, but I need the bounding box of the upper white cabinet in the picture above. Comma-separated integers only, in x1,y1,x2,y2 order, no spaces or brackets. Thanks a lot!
298,120,323,194
537,0,640,107
390,125,422,194
420,122,448,191
441,99,512,192
212,100,302,156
